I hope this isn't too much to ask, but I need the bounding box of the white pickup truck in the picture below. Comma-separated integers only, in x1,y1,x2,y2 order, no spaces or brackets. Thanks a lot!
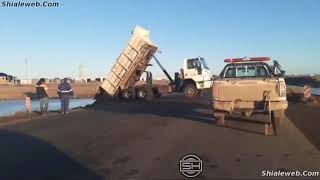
212,57,288,135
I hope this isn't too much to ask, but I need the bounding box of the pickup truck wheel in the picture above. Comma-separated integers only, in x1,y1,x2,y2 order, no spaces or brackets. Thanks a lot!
184,84,197,97
243,110,253,117
272,110,285,136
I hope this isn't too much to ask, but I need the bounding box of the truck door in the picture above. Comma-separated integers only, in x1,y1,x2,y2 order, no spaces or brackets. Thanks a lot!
184,58,202,79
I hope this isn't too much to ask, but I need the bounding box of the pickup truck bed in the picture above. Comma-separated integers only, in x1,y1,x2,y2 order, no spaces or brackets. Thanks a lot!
213,78,288,112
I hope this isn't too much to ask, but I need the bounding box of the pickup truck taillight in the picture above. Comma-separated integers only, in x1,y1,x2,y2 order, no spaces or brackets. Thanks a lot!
278,81,286,97
212,82,219,100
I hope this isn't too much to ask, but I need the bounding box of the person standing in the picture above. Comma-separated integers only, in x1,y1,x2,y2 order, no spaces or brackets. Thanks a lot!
36,78,49,115
57,78,74,114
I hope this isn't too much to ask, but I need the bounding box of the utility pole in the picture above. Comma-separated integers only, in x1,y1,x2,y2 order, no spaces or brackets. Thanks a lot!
24,58,29,80
79,64,84,83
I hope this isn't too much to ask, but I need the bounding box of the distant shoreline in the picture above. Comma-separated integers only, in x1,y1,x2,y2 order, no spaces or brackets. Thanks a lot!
285,76,320,88
0,96,94,101
0,82,99,101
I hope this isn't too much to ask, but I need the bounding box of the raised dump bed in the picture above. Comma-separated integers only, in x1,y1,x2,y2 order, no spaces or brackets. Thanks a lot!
99,26,158,99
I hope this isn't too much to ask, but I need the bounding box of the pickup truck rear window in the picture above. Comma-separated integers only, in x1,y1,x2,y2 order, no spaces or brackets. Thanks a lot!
222,63,271,78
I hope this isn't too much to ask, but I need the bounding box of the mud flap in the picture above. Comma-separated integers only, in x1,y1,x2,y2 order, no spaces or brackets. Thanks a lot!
272,110,285,136
264,123,276,136
214,111,226,126
264,91,276,136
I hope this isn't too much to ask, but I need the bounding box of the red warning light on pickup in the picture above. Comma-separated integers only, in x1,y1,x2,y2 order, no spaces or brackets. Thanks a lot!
224,57,271,63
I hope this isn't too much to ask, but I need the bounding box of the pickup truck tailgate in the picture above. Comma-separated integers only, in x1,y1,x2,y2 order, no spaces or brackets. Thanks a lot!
213,79,283,101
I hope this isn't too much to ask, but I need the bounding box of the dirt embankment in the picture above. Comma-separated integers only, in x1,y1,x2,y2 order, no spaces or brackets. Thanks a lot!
285,86,320,150
287,86,320,103
0,80,171,101
286,102,320,151
285,76,320,87
0,82,100,100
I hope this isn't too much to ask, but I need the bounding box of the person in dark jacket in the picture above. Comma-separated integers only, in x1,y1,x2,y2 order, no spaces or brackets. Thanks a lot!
36,78,49,115
57,78,74,114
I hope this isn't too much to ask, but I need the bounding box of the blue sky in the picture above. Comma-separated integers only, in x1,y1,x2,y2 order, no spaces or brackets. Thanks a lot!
0,0,319,79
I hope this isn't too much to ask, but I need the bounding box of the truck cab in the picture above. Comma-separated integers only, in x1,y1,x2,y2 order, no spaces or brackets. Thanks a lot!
179,57,213,97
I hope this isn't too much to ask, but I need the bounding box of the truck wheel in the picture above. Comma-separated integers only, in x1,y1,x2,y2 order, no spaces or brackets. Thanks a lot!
184,84,197,97
272,110,285,136
153,88,161,98
154,92,161,98
243,110,253,117
137,89,147,99
121,90,132,100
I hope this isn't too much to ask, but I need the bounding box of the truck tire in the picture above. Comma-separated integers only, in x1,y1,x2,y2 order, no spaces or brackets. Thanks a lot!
272,110,285,136
184,84,197,98
137,88,147,100
121,90,133,100
243,110,253,117
153,88,161,98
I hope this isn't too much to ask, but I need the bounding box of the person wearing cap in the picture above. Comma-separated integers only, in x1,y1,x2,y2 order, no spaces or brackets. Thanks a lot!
36,78,49,115
57,78,74,114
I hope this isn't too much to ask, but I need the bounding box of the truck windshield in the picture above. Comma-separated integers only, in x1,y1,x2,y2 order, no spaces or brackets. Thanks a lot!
200,58,210,69
224,64,270,78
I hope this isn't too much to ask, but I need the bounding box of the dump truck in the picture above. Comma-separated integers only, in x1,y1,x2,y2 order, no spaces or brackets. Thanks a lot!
98,26,160,99
98,26,213,99
212,57,288,135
